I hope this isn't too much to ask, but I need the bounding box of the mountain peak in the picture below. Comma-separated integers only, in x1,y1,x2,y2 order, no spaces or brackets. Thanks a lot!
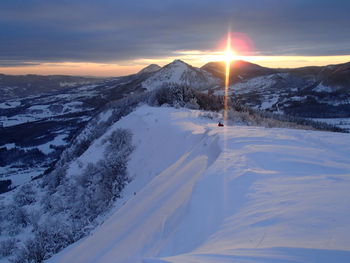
141,59,220,91
171,59,187,64
137,64,161,74
166,59,190,68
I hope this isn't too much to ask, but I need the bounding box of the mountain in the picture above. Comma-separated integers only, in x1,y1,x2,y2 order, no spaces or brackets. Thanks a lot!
1,59,350,193
0,74,105,101
202,60,350,119
47,105,350,263
141,59,221,91
0,59,220,192
284,61,350,88
1,79,349,262
201,60,276,81
137,64,161,74
0,71,156,191
316,62,350,89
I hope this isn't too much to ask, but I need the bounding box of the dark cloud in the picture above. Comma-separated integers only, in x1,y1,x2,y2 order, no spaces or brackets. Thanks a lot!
1,0,349,63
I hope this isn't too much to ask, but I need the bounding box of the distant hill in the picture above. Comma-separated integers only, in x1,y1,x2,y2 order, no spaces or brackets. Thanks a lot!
201,60,350,118
201,60,276,82
0,74,106,101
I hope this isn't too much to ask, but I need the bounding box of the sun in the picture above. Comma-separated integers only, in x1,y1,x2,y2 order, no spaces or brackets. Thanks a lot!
222,33,236,63
224,48,236,63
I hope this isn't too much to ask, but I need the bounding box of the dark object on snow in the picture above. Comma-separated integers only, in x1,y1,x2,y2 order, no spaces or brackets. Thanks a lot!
218,122,224,127
0,179,12,194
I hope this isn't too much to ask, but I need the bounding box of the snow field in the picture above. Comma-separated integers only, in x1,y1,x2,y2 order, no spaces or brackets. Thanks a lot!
48,105,350,263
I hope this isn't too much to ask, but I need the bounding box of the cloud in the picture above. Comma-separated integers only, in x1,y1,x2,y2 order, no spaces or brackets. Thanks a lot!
0,60,41,67
0,0,349,64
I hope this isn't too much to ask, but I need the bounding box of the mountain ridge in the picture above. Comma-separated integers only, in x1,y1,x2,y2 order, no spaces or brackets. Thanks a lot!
1,73,349,262
201,59,350,83
47,105,350,263
1,58,349,193
201,60,350,118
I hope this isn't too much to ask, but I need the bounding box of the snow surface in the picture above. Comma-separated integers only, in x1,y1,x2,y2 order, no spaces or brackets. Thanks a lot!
0,133,68,185
97,109,113,124
48,105,350,263
0,134,68,156
0,165,46,187
0,101,91,127
260,94,279,110
313,83,333,93
37,134,68,155
230,74,280,95
0,101,21,109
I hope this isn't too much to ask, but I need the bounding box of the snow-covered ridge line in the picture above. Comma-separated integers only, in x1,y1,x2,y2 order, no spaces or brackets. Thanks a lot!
49,105,350,263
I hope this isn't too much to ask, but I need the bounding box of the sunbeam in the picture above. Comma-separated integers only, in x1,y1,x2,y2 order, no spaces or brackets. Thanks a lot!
224,33,233,124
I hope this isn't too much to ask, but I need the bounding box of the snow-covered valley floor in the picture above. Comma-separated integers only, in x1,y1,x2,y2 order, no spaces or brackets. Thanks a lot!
48,105,350,263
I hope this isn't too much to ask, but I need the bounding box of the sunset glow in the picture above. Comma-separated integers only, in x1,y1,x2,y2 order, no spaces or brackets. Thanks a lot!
1,55,350,77
0,1,349,77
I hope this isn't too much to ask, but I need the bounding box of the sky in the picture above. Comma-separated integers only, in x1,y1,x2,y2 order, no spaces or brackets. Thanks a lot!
1,0,350,76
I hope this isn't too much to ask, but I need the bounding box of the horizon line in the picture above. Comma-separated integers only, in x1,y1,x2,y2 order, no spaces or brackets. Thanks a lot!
1,55,350,77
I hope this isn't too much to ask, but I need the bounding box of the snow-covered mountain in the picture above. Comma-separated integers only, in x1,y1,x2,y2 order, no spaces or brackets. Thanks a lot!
1,60,221,191
0,74,104,101
141,59,221,91
46,105,350,263
1,59,350,193
203,61,350,120
1,83,349,262
0,70,154,191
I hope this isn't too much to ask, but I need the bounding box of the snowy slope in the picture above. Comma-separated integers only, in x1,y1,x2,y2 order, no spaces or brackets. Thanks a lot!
203,61,350,119
48,106,350,263
212,72,350,119
0,71,153,191
142,60,221,91
213,73,314,112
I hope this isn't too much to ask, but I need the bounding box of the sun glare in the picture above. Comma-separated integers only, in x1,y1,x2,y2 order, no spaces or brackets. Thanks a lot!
223,33,236,63
224,49,236,63
223,33,233,124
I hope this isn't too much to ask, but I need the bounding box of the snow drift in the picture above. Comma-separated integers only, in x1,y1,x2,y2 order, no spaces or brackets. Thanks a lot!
48,105,350,263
